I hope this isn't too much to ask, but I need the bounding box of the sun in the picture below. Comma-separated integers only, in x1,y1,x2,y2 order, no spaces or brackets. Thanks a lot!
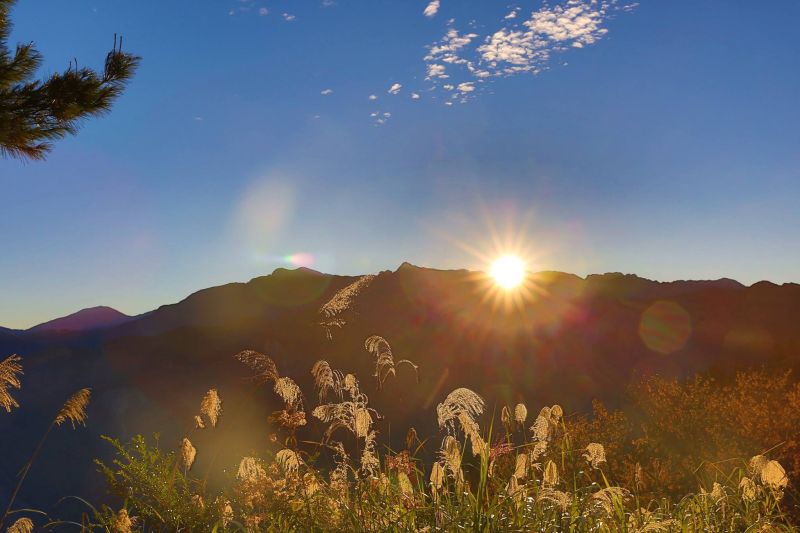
490,255,526,289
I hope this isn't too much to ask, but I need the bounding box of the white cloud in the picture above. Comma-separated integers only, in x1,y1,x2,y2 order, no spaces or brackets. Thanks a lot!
282,12,296,21
368,94,377,100
411,92,421,99
258,7,268,16
418,0,635,106
427,64,447,79
423,0,440,18
320,88,334,95
322,0,336,6
388,83,402,95
443,84,454,90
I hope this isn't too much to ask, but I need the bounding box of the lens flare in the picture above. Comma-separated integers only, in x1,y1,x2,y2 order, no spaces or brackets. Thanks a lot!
490,255,526,289
284,252,315,268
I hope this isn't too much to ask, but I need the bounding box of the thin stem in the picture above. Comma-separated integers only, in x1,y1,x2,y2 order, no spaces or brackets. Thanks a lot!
0,422,55,529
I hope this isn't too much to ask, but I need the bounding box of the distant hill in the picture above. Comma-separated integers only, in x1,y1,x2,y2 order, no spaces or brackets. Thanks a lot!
1,265,799,513
27,306,133,333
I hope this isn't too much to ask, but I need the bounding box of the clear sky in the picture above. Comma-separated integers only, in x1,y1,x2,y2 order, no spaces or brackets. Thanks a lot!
1,0,799,328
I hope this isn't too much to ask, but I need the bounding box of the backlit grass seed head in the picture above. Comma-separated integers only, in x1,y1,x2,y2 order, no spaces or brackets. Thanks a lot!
584,442,607,469
360,430,380,476
276,448,301,474
111,508,137,533
740,477,757,502
180,437,196,470
761,460,788,492
543,460,559,486
54,388,91,428
539,488,572,513
0,354,23,413
355,407,372,438
274,376,303,409
220,500,233,528
501,406,511,431
193,415,205,429
514,453,528,480
590,487,631,516
398,471,414,496
343,374,359,396
514,403,527,425
6,517,34,533
237,456,267,483
311,360,339,402
430,461,445,490
436,387,484,433
440,435,463,478
749,454,769,476
234,350,279,384
319,275,375,338
192,494,205,509
199,388,222,428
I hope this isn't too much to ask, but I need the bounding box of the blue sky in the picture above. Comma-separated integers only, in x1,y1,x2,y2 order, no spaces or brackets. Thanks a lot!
1,0,799,328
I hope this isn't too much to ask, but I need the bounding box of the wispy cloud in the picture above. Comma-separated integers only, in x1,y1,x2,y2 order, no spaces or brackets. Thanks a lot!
283,12,296,21
320,88,334,96
418,0,636,103
423,0,440,18
368,94,378,100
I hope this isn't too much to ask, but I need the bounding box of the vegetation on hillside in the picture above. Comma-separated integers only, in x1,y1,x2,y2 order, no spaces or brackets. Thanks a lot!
1,342,797,531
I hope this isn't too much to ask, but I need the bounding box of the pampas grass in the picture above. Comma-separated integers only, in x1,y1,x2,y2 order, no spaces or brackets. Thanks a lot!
0,354,23,413
199,388,222,428
5,517,33,533
54,388,91,428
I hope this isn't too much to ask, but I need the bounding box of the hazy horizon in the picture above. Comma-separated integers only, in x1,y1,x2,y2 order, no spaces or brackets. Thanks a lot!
5,262,795,330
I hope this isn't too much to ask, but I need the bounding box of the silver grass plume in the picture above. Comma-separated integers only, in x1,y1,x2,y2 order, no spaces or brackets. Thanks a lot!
234,350,280,384
319,275,376,339
199,389,222,428
311,360,342,402
110,509,137,533
436,387,485,434
237,456,267,483
364,335,418,389
514,403,527,425
584,442,606,469
0,355,22,413
360,429,380,476
54,388,91,428
276,448,301,475
274,376,303,410
6,518,34,533
179,437,196,470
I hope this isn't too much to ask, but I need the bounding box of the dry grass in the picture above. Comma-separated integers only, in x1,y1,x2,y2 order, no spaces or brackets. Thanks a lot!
0,354,22,413
54,388,91,428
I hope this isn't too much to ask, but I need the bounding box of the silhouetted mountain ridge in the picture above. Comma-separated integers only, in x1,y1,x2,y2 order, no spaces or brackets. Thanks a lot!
28,306,133,333
1,265,799,512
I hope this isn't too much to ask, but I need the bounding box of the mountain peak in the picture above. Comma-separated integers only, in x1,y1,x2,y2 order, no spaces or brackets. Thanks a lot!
28,306,132,333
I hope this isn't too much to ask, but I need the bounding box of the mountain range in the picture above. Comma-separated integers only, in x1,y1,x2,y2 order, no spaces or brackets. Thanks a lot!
1,264,799,512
